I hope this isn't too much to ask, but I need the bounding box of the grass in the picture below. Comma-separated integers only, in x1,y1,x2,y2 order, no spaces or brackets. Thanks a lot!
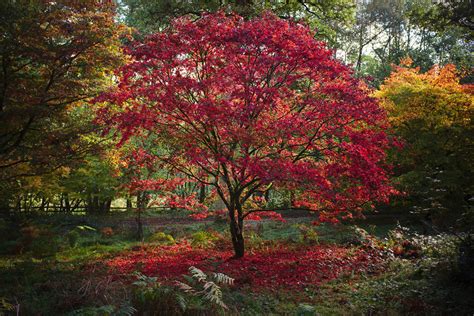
0,213,472,315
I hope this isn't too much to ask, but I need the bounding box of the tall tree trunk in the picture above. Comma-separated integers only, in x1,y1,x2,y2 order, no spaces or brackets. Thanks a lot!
104,198,112,213
40,197,47,212
15,197,21,212
126,196,132,212
136,192,146,240
64,193,70,212
59,194,64,212
136,206,143,241
229,200,245,258
229,216,245,258
356,27,364,74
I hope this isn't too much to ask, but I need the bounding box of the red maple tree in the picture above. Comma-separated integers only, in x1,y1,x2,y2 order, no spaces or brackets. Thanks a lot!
97,12,396,257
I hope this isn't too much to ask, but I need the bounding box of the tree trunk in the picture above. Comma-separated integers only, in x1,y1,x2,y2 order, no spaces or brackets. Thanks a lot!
40,197,47,212
136,192,146,240
229,199,245,258
230,218,245,258
126,196,132,211
136,206,143,241
198,184,206,203
104,198,112,213
64,193,70,212
15,197,21,212
356,27,364,74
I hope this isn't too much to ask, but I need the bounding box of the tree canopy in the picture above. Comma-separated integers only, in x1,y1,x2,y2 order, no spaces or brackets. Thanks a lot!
376,59,474,228
97,12,397,256
0,0,126,209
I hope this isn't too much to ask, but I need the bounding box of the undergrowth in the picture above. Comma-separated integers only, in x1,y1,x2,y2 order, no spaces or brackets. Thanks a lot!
0,215,472,315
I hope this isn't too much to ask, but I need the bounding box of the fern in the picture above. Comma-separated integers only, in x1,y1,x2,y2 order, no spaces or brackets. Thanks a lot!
115,303,137,316
131,271,191,314
175,266,234,310
189,266,208,283
175,281,196,294
202,281,226,309
212,272,234,285
132,271,158,288
175,293,188,312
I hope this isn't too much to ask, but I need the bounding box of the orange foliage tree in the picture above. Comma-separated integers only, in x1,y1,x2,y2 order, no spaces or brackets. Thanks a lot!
376,59,473,228
0,1,127,209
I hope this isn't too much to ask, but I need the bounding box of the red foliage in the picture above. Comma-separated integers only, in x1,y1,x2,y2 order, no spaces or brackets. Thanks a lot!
96,12,399,257
96,12,397,224
104,243,383,290
246,211,286,222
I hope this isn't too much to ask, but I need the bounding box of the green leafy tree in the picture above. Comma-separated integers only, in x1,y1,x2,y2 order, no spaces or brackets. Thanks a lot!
120,0,355,45
340,0,473,86
61,153,122,214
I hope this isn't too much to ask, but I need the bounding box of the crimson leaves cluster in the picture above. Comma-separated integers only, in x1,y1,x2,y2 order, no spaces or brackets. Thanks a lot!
96,12,396,238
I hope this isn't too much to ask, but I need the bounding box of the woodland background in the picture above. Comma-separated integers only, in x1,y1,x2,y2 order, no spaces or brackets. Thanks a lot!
0,0,473,315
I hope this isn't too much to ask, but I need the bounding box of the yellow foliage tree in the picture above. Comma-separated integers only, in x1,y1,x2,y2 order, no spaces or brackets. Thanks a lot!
376,59,473,228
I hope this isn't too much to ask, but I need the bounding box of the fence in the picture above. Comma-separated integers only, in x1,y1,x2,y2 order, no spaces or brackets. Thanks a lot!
0,205,172,216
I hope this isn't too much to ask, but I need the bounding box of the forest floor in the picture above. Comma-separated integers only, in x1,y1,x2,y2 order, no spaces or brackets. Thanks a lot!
0,212,473,315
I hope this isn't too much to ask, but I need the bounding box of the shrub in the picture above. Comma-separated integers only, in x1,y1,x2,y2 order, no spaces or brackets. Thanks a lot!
385,225,457,259
297,224,319,245
100,227,114,238
246,232,266,250
17,224,61,257
190,231,219,248
20,224,41,241
29,235,60,257
148,232,175,245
